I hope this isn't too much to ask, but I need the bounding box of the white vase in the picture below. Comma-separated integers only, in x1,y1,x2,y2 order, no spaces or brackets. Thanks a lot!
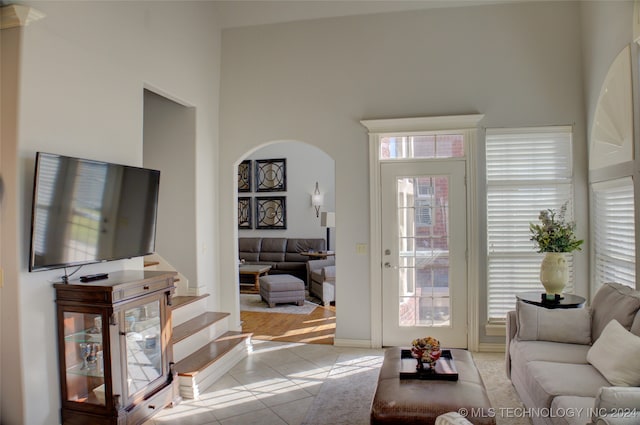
540,252,568,295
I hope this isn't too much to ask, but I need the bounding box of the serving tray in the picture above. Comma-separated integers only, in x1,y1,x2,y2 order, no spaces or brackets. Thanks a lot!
399,349,459,381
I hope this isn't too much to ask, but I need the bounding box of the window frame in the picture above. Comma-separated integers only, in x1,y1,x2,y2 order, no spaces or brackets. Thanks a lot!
485,126,576,324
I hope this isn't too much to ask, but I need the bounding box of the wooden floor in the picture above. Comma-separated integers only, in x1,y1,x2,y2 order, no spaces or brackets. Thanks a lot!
241,302,336,345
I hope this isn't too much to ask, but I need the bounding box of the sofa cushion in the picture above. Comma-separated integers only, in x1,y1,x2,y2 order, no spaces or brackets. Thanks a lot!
258,238,287,262
285,238,326,262
631,311,640,337
516,300,591,344
587,319,640,387
550,396,595,425
275,261,306,271
510,340,590,366
591,283,640,341
239,237,262,262
524,361,610,408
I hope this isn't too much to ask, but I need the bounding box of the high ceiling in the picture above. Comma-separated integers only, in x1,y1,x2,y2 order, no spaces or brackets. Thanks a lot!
214,0,524,29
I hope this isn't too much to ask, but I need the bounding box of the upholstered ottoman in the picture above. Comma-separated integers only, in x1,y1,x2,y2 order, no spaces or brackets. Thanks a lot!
259,274,305,308
371,348,496,425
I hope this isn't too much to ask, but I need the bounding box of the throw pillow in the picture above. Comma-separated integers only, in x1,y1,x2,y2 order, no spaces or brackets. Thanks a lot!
516,300,591,344
587,319,640,386
591,282,640,340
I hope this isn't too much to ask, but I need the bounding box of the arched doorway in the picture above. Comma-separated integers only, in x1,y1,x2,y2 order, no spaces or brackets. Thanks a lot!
235,141,337,344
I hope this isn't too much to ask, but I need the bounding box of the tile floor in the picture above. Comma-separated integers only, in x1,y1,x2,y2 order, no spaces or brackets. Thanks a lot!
145,340,384,425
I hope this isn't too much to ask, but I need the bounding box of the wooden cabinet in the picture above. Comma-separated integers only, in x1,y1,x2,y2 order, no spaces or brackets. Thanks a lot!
54,270,180,425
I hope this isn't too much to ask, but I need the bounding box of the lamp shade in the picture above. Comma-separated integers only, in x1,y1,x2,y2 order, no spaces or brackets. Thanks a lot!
320,212,335,228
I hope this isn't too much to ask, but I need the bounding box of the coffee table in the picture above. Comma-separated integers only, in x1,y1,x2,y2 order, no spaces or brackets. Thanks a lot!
371,348,496,425
239,265,271,292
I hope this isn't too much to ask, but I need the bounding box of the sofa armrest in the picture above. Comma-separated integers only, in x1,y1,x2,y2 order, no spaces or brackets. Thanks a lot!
322,265,336,281
592,387,640,424
505,310,517,378
307,258,335,272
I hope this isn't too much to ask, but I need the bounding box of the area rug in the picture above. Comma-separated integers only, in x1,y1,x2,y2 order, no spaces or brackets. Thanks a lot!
301,351,531,425
239,293,320,315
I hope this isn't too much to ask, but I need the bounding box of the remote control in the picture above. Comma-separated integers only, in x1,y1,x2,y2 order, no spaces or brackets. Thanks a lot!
80,273,109,282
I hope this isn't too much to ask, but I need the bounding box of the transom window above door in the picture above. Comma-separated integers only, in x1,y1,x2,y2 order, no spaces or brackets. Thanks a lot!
380,134,465,160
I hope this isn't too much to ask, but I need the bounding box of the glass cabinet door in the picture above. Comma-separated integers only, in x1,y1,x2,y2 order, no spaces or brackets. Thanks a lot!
62,311,105,405
124,299,162,397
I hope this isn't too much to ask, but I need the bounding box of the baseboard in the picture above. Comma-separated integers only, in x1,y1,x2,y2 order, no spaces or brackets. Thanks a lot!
333,338,373,348
477,342,505,353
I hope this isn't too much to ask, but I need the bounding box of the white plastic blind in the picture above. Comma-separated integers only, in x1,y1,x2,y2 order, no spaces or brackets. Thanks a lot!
486,127,575,321
593,178,636,289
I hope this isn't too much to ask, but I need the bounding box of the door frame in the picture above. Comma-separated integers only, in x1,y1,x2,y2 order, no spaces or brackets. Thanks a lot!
361,115,484,350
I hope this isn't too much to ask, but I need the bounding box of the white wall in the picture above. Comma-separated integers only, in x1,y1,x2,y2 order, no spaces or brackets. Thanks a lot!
144,89,199,287
218,1,588,345
238,141,335,239
4,2,221,424
580,1,635,140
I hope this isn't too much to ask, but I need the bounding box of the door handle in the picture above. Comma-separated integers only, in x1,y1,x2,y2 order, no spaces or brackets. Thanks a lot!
384,262,398,269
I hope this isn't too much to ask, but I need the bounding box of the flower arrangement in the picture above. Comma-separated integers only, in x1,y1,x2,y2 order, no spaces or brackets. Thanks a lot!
410,336,441,368
529,203,583,253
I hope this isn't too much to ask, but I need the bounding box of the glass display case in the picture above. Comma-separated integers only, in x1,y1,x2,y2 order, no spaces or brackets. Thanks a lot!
54,270,179,425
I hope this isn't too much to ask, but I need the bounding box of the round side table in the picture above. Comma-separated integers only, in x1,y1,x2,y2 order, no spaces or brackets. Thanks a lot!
516,292,586,309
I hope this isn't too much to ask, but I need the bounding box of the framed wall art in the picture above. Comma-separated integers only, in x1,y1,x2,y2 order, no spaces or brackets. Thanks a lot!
255,196,287,229
238,160,252,192
238,197,252,229
255,158,286,192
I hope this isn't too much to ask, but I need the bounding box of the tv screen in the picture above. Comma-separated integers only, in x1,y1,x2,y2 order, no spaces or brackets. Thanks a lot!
29,152,161,272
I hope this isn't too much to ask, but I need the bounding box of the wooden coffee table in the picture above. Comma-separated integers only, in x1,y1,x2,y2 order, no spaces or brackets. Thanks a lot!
239,265,272,292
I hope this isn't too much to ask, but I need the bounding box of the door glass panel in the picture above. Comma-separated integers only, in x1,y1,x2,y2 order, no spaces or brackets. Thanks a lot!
125,300,162,397
397,175,451,327
63,311,105,405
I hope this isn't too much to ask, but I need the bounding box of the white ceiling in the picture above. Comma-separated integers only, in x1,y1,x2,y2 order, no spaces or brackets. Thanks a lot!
214,0,525,29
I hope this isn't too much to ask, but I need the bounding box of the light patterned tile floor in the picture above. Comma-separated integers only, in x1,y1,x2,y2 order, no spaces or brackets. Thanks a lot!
145,341,383,425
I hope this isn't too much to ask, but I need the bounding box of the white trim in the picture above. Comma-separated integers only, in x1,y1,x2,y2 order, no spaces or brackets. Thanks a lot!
368,132,383,349
477,342,505,353
333,338,373,349
485,322,506,337
362,115,484,350
1,5,45,29
486,125,573,136
634,0,640,45
466,127,481,351
361,114,484,134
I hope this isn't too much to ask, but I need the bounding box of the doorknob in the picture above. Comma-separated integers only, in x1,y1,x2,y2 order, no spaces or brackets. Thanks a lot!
384,262,391,268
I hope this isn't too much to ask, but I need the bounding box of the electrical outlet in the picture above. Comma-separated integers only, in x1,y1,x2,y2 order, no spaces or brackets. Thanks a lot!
356,243,368,255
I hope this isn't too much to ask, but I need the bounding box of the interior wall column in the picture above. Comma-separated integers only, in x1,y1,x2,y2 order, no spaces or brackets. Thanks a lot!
0,5,44,424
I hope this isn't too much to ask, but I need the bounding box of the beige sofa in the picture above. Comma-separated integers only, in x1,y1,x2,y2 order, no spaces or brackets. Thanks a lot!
506,283,640,425
307,258,335,305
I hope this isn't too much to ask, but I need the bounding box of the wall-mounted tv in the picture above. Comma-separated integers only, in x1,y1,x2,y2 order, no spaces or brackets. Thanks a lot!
29,152,161,273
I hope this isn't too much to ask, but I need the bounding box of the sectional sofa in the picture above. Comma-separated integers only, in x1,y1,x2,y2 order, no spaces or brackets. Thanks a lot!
238,237,325,285
506,282,640,425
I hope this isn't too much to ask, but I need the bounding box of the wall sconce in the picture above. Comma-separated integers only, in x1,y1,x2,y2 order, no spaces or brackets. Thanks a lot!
311,182,324,217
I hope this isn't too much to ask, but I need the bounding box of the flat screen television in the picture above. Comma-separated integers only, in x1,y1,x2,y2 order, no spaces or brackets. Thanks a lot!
29,152,161,273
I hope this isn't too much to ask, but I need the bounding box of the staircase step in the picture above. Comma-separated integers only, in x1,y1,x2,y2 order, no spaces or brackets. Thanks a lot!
172,294,210,310
175,331,252,399
172,311,229,345
171,294,210,327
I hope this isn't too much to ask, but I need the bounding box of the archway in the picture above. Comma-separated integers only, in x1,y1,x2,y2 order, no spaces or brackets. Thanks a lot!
234,141,337,344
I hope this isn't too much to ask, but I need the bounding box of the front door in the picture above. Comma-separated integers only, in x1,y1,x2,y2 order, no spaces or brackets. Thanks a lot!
380,160,467,347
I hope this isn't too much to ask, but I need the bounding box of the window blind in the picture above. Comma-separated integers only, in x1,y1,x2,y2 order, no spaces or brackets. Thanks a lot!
486,127,574,321
593,178,636,289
